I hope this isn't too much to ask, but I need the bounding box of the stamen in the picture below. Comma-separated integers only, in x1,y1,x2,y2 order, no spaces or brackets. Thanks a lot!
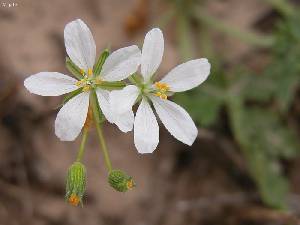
80,69,85,76
161,94,167,100
154,82,170,100
88,68,93,76
155,92,162,97
82,85,91,92
75,80,83,87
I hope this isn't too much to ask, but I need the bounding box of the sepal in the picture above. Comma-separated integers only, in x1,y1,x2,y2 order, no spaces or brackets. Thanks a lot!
108,169,135,192
66,57,83,80
65,162,86,206
93,49,110,76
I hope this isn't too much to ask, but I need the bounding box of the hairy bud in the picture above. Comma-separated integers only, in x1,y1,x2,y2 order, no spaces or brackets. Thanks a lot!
65,162,86,206
108,170,135,192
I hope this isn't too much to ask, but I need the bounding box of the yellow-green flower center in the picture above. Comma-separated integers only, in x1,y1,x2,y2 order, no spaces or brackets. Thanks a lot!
75,68,102,92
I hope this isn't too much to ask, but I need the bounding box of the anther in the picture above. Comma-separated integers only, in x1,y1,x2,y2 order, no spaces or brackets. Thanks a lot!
154,82,170,100
161,94,167,100
88,68,93,76
82,85,91,92
80,69,85,76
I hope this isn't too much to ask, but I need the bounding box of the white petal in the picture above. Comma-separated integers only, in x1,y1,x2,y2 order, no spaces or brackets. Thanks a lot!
55,92,90,141
64,19,96,71
151,96,197,145
110,85,139,114
24,72,78,96
141,28,164,82
160,59,211,92
96,89,114,123
134,98,159,153
101,45,141,81
96,89,134,132
113,110,134,133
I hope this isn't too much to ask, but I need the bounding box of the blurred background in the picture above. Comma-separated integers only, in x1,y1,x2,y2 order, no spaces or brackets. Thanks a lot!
1,0,300,224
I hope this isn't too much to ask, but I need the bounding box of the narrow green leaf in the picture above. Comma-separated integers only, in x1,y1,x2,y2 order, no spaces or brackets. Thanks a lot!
66,57,82,80
129,74,143,86
93,49,109,76
90,90,105,123
95,81,126,90
56,88,82,109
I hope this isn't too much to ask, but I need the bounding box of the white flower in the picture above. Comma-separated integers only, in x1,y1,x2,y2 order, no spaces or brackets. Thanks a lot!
110,28,211,153
24,19,141,141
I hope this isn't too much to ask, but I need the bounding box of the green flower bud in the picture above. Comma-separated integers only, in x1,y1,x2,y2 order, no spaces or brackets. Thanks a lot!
65,162,86,206
108,170,135,192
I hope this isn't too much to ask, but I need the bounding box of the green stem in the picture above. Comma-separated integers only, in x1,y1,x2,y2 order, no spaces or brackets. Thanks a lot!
95,122,112,172
193,8,275,48
76,128,89,162
262,0,295,17
177,11,195,60
90,90,112,172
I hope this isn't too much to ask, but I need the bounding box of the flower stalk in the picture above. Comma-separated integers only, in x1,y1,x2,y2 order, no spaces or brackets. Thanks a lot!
90,90,113,172
76,127,89,162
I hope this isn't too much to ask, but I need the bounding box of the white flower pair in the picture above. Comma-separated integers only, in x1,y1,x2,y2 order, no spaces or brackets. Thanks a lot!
24,19,211,154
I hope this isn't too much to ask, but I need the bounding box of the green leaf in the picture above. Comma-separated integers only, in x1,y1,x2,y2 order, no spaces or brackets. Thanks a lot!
264,17,300,112
95,81,126,90
66,57,82,80
227,98,299,208
248,150,289,209
93,49,109,76
235,72,275,102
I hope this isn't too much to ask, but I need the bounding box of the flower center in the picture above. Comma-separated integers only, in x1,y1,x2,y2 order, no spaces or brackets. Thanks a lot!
154,82,170,100
75,68,102,92
68,194,80,206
